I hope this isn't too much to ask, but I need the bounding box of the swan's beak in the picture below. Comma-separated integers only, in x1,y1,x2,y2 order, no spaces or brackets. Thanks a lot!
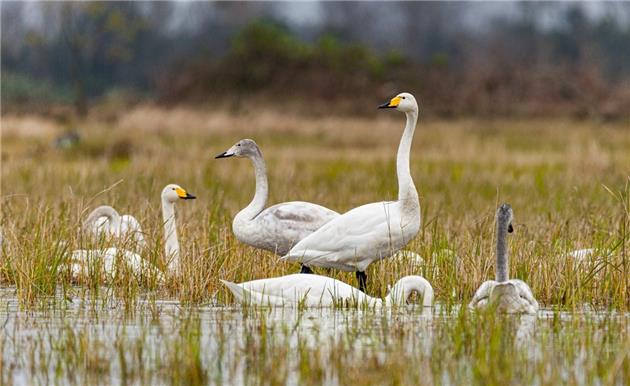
176,187,196,200
182,192,196,200
508,223,514,233
215,151,233,159
378,96,401,109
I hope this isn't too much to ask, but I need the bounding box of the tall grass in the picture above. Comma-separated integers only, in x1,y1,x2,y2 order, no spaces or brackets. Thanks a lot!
1,109,629,309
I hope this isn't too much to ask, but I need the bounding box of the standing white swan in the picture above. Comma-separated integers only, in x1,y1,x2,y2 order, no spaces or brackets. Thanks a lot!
469,204,539,314
221,273,433,308
83,205,146,247
216,139,339,272
70,184,195,281
282,93,421,292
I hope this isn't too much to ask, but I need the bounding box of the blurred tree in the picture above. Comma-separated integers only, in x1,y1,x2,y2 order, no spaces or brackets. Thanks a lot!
2,1,630,116
59,2,151,115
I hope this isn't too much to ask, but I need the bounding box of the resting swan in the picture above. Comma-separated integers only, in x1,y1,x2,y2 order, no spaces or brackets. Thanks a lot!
221,273,433,308
469,204,539,314
282,93,421,292
70,184,195,282
216,139,339,272
83,205,146,248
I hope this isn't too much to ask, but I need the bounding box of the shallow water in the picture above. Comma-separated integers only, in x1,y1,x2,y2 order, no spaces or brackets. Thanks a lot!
1,288,628,386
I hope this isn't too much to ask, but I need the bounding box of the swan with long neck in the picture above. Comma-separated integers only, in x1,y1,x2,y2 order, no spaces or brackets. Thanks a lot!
281,92,421,292
221,273,433,308
70,184,195,281
469,204,538,314
215,139,339,270
83,205,146,248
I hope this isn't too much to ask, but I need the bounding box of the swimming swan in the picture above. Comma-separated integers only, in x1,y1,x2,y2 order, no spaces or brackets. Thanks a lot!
70,184,195,281
281,93,421,292
216,139,339,272
469,204,539,314
83,206,146,248
221,273,433,308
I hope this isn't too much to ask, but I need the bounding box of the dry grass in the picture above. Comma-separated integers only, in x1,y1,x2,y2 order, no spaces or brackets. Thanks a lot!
1,105,629,309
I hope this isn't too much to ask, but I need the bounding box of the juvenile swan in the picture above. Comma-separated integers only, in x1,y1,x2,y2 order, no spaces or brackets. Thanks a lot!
282,93,421,292
83,206,145,248
469,204,539,314
221,273,433,308
70,184,195,281
216,139,339,271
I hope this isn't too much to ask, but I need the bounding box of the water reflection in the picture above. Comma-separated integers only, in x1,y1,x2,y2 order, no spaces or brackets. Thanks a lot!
1,289,628,385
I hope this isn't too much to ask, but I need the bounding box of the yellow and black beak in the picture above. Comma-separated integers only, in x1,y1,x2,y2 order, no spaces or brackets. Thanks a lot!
508,223,514,233
378,96,401,109
176,187,196,200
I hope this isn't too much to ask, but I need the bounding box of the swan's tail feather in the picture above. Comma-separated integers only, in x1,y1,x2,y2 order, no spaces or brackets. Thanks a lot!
220,280,246,302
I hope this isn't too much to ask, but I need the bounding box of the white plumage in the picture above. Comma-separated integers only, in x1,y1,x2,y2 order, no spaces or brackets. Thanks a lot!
282,92,421,290
69,247,164,282
469,204,538,314
469,279,539,315
83,205,146,248
221,273,433,308
70,184,195,282
216,139,338,256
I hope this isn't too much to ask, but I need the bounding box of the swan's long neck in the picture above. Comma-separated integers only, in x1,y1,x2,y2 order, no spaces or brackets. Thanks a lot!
237,150,268,221
83,206,121,230
397,111,419,207
385,276,434,307
162,198,180,272
496,220,509,282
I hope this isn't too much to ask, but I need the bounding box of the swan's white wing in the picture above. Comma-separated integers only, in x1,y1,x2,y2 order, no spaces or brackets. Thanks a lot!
472,280,538,315
69,248,162,282
250,201,339,255
221,279,300,306
86,214,145,247
469,280,497,309
70,248,118,281
223,274,373,307
283,201,418,272
391,250,425,269
120,215,146,246
567,248,595,261
88,217,113,235
510,279,539,313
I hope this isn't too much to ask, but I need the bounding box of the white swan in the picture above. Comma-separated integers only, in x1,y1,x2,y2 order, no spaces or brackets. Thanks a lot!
565,248,612,264
216,139,339,272
221,273,433,308
469,204,539,314
69,247,159,282
391,250,425,269
83,206,146,248
282,93,421,291
70,184,195,282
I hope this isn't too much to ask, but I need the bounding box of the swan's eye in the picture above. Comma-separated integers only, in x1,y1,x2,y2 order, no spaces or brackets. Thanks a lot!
237,144,241,147
401,96,406,99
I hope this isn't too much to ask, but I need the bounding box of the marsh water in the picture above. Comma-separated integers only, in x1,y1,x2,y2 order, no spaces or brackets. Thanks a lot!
1,288,628,386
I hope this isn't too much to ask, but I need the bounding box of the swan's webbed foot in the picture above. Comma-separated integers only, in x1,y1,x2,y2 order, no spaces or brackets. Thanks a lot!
356,271,367,293
300,265,314,274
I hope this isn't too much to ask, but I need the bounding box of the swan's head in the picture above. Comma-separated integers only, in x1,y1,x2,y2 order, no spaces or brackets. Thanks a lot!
378,92,418,113
162,184,196,203
497,203,514,233
215,139,260,159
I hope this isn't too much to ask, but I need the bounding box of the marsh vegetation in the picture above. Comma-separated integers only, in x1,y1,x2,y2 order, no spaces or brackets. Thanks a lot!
1,106,629,384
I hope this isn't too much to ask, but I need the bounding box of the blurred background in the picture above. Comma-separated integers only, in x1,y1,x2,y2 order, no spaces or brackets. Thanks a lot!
3,1,630,119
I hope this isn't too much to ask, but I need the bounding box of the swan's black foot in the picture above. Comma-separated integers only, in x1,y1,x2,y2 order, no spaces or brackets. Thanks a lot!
356,271,367,293
300,265,314,274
